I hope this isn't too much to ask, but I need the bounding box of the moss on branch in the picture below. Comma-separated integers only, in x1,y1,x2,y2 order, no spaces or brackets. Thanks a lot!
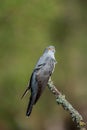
47,80,86,129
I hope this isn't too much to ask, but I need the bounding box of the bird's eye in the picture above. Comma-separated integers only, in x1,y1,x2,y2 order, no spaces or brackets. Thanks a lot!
48,48,51,50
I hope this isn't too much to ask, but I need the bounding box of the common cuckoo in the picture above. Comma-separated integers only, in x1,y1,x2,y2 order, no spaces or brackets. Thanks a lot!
22,46,57,116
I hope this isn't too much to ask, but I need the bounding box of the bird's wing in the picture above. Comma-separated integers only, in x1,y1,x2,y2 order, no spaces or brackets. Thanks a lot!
21,62,46,99
21,73,33,99
34,57,55,104
35,54,47,69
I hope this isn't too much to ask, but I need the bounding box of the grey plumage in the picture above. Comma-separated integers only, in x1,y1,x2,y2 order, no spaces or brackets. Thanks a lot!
22,46,57,116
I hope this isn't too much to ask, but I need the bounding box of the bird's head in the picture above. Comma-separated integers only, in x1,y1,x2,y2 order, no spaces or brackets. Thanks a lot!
45,46,55,53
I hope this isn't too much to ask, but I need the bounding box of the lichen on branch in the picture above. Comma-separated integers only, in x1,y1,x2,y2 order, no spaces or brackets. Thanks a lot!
47,80,86,129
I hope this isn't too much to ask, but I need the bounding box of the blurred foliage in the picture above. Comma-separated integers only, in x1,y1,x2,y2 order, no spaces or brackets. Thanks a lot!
0,0,87,130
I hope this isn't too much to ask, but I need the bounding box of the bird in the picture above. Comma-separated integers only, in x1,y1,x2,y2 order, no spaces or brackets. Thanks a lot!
21,45,57,117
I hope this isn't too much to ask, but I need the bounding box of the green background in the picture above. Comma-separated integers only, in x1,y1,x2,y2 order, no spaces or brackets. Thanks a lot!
0,0,87,130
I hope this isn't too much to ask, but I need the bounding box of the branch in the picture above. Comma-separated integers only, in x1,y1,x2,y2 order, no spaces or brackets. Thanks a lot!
47,80,86,129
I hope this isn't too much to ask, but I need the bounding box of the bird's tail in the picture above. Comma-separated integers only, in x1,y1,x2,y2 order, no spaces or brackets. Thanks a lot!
26,94,36,117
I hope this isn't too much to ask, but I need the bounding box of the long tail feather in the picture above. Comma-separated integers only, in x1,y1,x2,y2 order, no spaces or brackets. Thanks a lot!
26,94,36,116
26,96,33,116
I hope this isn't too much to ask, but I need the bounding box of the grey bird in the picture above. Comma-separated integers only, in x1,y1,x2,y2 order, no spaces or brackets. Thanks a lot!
21,46,57,116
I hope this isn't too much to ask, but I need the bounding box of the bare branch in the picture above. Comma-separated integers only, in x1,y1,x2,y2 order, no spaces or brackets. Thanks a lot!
47,80,86,129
